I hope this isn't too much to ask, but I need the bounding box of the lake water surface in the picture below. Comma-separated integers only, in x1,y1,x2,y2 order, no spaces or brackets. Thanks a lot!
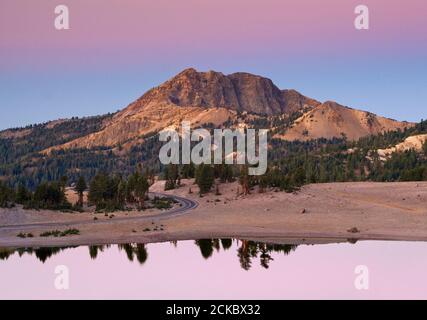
1,239,427,299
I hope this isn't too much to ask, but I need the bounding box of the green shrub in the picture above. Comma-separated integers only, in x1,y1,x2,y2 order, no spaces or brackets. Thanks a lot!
40,228,80,237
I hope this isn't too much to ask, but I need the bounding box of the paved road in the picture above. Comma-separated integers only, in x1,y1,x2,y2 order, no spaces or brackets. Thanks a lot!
0,193,198,232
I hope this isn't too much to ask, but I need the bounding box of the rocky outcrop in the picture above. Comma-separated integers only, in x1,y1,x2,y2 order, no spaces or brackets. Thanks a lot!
377,134,427,159
277,101,412,141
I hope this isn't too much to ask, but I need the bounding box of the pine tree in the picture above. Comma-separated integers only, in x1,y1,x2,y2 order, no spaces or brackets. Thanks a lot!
15,184,30,205
60,175,68,192
164,164,179,190
33,181,70,209
258,175,268,193
133,172,149,208
181,163,195,179
117,180,127,208
75,176,87,207
319,161,328,183
195,164,214,195
292,167,306,187
0,181,14,208
88,173,108,209
220,164,234,183
238,166,250,195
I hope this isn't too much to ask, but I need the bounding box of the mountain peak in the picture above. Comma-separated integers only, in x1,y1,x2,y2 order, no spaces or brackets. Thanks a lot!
124,68,319,116
180,67,198,74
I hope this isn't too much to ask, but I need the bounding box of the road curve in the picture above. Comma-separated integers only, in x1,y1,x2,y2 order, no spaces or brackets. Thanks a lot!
0,192,198,232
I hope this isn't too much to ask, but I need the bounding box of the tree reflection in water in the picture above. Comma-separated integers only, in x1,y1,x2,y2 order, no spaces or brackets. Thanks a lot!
0,239,298,270
0,246,77,263
194,239,298,270
0,248,14,261
118,243,148,265
89,245,111,260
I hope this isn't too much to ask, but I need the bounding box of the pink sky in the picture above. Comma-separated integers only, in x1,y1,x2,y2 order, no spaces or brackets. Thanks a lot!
1,0,426,69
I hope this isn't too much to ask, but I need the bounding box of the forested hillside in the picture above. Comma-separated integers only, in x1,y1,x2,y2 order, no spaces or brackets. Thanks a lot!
0,119,425,190
0,114,113,187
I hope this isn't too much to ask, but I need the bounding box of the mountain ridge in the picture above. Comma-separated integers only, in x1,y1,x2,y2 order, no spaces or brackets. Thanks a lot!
1,68,413,152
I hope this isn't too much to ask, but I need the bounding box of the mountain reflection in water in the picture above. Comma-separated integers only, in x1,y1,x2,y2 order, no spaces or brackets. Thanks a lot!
0,239,300,271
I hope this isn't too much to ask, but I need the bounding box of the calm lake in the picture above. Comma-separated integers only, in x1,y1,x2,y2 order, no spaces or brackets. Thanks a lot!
1,239,427,299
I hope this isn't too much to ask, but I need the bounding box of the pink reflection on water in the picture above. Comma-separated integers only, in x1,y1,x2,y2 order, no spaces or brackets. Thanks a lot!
1,240,427,299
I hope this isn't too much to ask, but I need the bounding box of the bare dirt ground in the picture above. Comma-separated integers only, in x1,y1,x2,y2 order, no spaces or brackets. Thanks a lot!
1,180,427,248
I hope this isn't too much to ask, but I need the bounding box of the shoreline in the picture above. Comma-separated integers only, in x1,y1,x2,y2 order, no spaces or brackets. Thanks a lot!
3,232,427,250
1,180,427,248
